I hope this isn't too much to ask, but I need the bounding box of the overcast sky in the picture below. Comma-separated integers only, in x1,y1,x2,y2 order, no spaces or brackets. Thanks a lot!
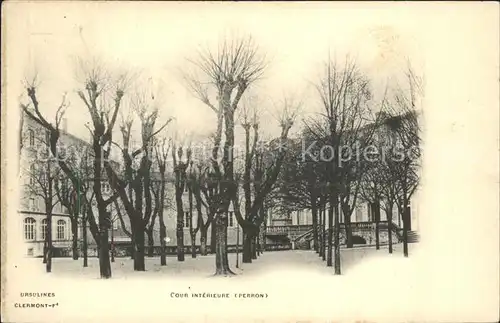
7,2,428,146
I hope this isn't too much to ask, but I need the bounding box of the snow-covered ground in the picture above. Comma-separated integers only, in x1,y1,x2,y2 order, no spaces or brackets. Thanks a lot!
4,243,497,323
21,244,410,279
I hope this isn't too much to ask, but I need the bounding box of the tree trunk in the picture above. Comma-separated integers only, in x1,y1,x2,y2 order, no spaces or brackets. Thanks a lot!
311,202,319,253
130,228,135,260
214,213,234,275
176,214,185,261
386,203,394,254
236,225,240,268
318,205,322,256
111,226,115,263
159,169,167,265
321,204,326,261
210,222,216,254
133,223,146,271
46,211,52,273
407,205,412,231
160,222,167,266
200,228,208,256
82,217,88,267
402,200,409,257
260,220,267,254
342,203,353,248
373,202,380,250
147,227,154,257
333,198,341,275
43,240,47,264
255,233,260,256
258,224,265,255
191,232,197,258
242,231,253,263
98,226,111,278
251,235,257,260
71,217,79,260
327,199,333,267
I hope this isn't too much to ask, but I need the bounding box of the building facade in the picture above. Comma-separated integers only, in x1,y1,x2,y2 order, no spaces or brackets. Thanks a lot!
19,115,85,256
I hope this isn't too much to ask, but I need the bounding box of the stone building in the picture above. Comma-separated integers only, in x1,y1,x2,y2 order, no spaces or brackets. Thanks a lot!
19,114,87,257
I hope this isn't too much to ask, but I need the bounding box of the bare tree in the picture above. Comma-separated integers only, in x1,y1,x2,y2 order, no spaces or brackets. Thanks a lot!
20,60,125,278
184,161,205,258
384,63,422,257
153,138,171,265
170,141,191,261
308,56,374,274
74,58,130,278
184,35,267,275
146,184,160,258
81,191,95,267
232,98,297,263
54,148,93,260
184,160,215,256
104,85,172,271
275,126,330,254
25,153,61,273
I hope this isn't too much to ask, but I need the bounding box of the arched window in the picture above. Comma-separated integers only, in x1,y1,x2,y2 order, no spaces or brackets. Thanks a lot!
28,129,35,147
41,219,48,240
57,220,66,240
24,217,36,240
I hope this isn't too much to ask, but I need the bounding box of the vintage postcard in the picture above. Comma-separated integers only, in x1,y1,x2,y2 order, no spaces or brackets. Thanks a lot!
1,1,499,322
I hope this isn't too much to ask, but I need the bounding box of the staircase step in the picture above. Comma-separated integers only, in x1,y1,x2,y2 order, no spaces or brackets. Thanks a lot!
407,231,420,243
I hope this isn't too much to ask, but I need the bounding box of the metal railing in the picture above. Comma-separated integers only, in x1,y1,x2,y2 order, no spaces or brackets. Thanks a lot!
268,220,404,241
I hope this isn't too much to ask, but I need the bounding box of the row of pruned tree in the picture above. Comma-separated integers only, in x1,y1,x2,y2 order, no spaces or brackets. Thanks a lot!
20,35,295,277
20,35,421,278
275,59,422,274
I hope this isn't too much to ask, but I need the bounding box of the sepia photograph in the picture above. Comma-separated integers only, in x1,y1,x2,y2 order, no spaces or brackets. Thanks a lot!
1,2,499,323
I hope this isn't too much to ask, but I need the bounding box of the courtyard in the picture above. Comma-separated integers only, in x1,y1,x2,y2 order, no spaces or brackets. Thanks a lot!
7,244,427,323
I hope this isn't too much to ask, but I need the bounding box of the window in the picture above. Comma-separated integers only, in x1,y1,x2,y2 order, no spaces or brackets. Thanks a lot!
184,212,190,228
228,211,234,227
112,219,119,230
27,248,34,256
355,206,363,222
61,179,68,193
24,217,36,240
368,202,375,222
29,198,37,211
41,219,47,240
29,164,35,185
58,144,67,160
101,182,110,193
28,129,35,147
57,220,66,240
45,130,50,145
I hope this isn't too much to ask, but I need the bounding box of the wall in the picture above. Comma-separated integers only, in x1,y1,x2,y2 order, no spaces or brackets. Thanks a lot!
21,213,73,257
